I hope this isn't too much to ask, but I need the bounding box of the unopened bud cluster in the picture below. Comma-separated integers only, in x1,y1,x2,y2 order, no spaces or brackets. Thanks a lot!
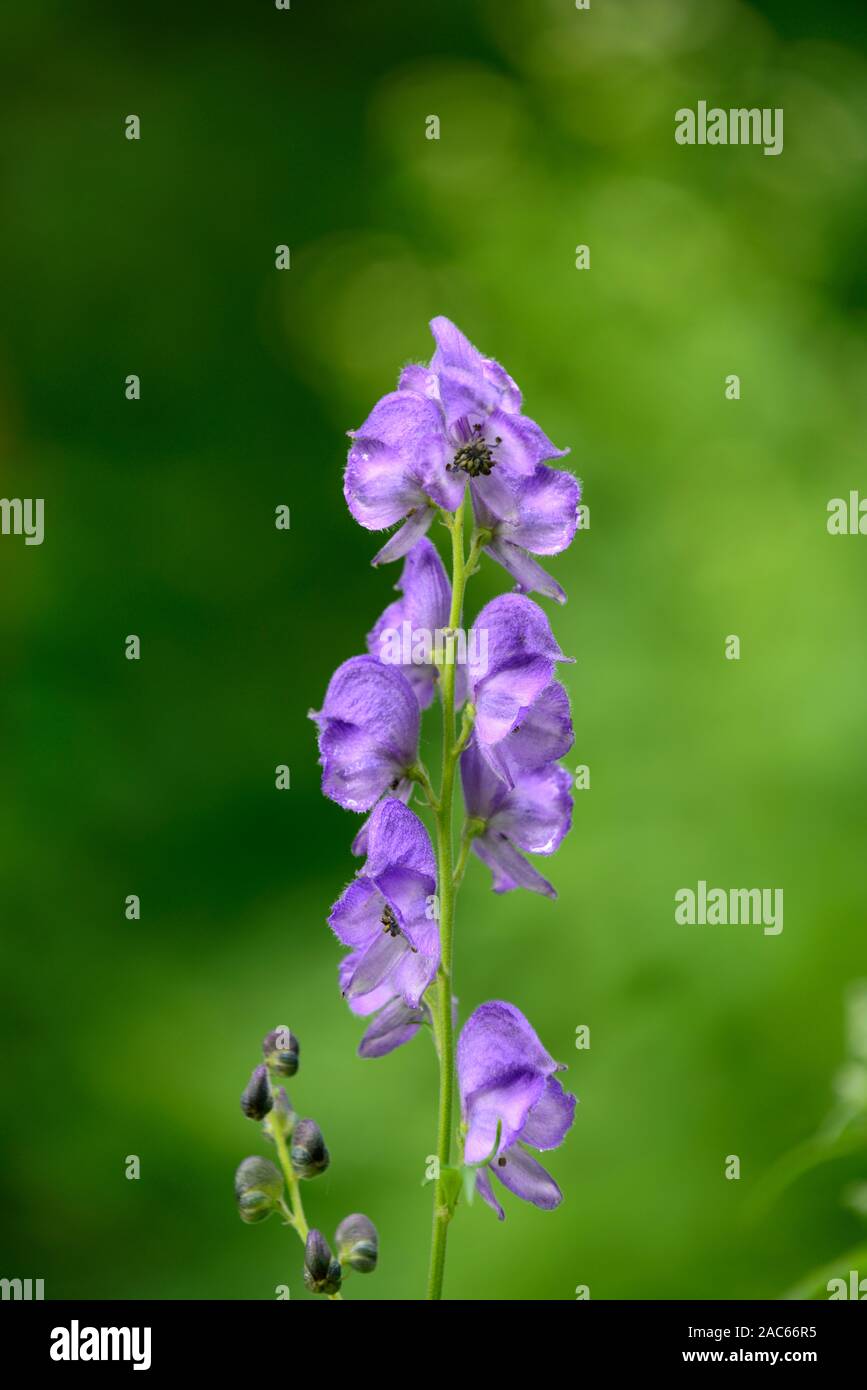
233,1025,378,1298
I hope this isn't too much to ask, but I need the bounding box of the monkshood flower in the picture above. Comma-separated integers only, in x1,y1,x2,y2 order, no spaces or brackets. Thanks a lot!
468,592,573,783
457,1001,576,1220
345,317,572,568
330,797,439,1011
461,736,572,898
310,655,419,812
471,465,581,605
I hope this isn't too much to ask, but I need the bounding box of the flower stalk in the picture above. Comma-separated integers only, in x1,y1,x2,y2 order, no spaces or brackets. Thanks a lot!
427,494,474,1300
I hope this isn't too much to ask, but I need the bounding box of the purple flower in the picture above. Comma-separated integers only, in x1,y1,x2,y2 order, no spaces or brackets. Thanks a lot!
461,736,573,898
310,656,419,812
401,316,566,485
457,1001,576,1220
468,593,574,783
366,537,451,710
471,465,581,605
345,317,576,573
329,798,439,1012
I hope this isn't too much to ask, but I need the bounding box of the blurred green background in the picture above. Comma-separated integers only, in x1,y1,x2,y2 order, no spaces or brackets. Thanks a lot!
2,0,867,1301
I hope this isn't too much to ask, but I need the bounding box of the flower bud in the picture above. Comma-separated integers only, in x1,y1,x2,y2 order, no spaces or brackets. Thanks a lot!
290,1117,330,1179
234,1155,283,1225
303,1229,342,1296
240,1064,273,1121
335,1213,378,1273
237,1190,272,1224
263,1025,299,1078
264,1086,296,1143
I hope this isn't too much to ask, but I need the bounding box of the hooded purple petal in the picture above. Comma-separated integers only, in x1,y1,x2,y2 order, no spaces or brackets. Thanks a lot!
481,358,522,415
350,778,413,858
436,367,502,433
470,593,569,690
310,657,419,811
458,1001,560,1100
367,538,451,708
429,316,522,414
362,797,436,883
430,315,486,374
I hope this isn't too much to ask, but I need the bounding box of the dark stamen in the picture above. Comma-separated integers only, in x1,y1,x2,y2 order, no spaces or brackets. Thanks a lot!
448,423,499,478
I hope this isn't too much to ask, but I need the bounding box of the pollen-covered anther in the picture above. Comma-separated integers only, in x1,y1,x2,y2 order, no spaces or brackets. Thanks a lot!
449,424,499,477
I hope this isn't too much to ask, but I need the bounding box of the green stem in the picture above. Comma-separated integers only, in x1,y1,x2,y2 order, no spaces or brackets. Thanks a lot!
426,496,470,1301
